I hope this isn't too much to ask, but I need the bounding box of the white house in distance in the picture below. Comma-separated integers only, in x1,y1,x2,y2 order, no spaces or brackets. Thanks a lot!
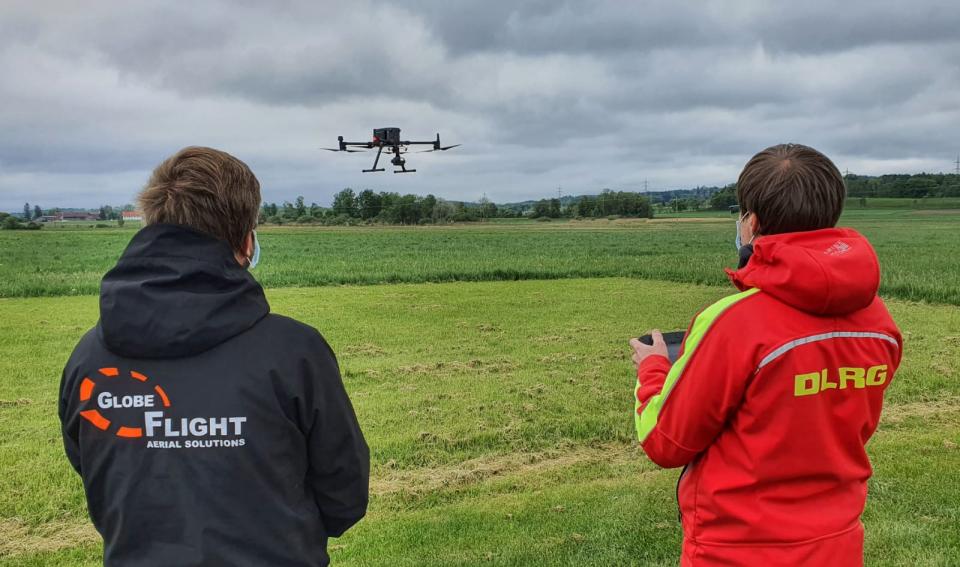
122,210,143,222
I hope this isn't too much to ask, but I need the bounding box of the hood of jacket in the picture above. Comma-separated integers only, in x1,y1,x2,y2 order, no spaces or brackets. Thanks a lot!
97,223,269,358
726,227,880,316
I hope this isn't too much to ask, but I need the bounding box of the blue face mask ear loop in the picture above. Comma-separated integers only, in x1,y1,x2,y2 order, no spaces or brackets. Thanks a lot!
735,211,755,250
248,230,261,269
735,213,745,250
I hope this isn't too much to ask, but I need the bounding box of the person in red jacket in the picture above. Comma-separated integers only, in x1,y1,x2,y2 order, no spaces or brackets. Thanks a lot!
630,143,902,566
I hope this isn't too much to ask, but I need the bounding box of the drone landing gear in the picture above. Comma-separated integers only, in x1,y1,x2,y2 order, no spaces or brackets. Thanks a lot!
363,146,386,173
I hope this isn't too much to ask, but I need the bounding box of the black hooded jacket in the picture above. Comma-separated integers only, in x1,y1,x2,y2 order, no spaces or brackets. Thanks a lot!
59,224,369,567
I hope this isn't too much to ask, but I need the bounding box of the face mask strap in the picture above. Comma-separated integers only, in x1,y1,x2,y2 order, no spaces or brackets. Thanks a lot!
738,211,757,247
247,230,260,269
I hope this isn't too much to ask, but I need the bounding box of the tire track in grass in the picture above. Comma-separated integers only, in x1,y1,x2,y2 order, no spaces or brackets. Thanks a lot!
371,397,960,499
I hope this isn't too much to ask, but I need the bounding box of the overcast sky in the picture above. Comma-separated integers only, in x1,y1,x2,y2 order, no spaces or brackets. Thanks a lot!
2,0,959,210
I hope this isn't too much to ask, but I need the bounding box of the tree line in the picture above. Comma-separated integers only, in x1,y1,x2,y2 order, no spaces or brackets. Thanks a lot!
260,189,659,225
529,190,654,219
844,173,960,198
1,208,41,230
11,171,954,231
701,173,960,211
16,203,44,220
1,203,44,230
644,172,960,213
260,190,522,226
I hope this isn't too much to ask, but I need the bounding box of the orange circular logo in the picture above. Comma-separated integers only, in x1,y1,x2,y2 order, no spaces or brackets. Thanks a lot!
78,367,172,438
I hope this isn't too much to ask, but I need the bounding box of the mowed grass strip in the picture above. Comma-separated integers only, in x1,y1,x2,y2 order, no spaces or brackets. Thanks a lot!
1,278,958,566
2,210,960,305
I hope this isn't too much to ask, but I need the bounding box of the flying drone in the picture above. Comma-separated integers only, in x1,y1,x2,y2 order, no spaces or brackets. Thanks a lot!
323,127,459,173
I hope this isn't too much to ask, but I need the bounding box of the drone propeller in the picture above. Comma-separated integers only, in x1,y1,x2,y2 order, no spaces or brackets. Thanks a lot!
416,144,461,153
321,147,365,153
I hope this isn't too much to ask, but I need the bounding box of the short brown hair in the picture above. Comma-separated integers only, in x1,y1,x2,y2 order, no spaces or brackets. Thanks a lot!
736,143,845,235
139,146,261,252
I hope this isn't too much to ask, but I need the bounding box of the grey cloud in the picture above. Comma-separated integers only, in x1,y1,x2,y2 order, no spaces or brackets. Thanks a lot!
1,0,959,210
407,0,960,56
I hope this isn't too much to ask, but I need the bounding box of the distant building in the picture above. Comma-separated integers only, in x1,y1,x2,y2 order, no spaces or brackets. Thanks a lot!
60,211,99,221
122,211,143,221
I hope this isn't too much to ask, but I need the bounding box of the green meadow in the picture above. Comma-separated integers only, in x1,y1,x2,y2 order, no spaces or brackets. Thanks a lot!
3,208,960,305
1,210,959,565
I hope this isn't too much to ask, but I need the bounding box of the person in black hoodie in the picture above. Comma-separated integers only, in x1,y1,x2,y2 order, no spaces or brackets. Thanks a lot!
59,146,369,567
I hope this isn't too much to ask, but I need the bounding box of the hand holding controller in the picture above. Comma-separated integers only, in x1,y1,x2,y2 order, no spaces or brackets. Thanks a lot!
635,330,686,364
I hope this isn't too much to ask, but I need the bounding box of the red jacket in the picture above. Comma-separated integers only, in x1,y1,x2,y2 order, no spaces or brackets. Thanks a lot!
635,228,902,566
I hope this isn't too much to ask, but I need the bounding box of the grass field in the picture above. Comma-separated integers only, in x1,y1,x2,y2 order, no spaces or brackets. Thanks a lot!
2,209,960,305
1,212,959,565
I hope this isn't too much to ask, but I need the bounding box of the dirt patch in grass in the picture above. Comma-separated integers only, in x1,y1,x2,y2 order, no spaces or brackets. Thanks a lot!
0,518,98,557
538,352,584,364
533,335,569,344
372,443,642,496
881,397,960,424
341,343,387,357
395,358,518,377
